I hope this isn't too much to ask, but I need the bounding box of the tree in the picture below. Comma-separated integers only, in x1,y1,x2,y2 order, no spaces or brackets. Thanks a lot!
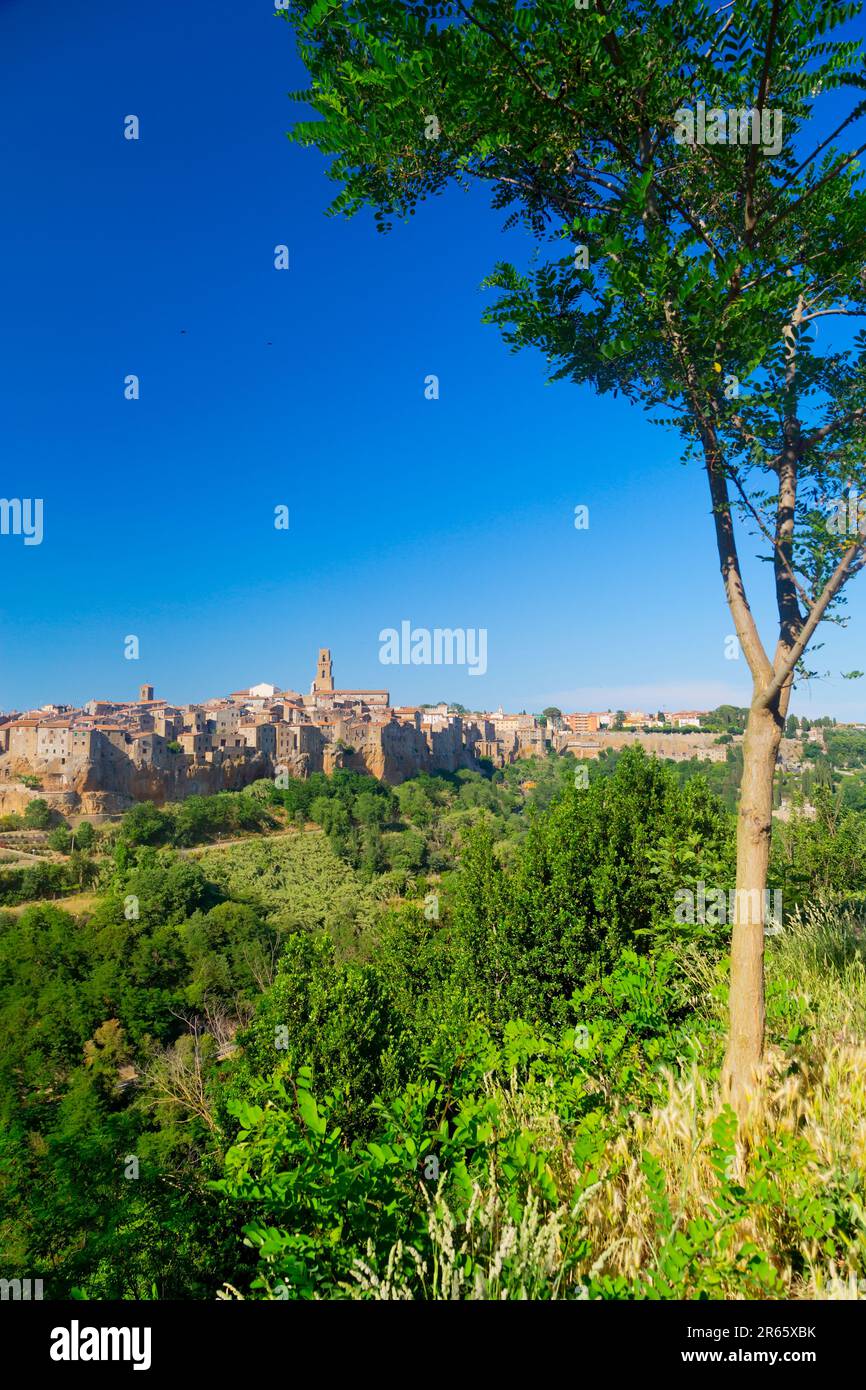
359,824,386,878
613,711,626,732
310,796,351,839
47,825,72,853
74,822,96,851
353,790,389,826
385,828,427,873
83,1018,132,1096
24,799,52,829
453,747,733,1024
394,781,436,827
785,714,799,739
69,849,98,890
283,0,866,1116
119,801,172,848
703,705,749,734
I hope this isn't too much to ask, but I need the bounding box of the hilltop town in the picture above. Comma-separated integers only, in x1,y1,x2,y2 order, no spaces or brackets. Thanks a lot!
0,647,735,818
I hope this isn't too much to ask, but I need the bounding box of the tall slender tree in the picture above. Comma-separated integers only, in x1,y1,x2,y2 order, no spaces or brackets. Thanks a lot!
281,0,866,1113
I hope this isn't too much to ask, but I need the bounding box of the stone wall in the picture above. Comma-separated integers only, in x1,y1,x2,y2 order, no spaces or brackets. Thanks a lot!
0,742,272,816
564,730,732,763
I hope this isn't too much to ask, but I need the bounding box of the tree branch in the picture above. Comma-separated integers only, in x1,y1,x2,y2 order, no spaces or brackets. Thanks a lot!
760,538,866,707
743,0,781,247
800,406,866,453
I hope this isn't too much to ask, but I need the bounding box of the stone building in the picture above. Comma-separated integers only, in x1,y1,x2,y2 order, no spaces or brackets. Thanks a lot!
239,722,277,758
303,648,389,716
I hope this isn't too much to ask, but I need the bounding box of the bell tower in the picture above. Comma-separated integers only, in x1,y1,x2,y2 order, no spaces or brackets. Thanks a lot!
312,648,334,693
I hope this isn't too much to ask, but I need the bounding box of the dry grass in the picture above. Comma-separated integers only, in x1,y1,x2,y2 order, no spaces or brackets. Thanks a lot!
3,889,100,917
352,904,866,1299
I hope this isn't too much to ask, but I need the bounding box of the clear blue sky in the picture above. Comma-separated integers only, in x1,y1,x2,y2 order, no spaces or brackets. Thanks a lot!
1,0,864,719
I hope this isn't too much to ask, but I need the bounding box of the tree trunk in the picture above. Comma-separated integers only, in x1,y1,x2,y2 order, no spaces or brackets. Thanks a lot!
722,697,783,1118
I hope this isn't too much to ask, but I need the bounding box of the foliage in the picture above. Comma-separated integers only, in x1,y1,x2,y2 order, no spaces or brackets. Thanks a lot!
451,749,733,1025
118,793,275,850
0,861,76,906
1,749,865,1300
214,904,866,1300
772,788,866,908
24,798,53,829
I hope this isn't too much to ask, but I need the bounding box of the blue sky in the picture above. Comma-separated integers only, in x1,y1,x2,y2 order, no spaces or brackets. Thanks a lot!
1,0,865,719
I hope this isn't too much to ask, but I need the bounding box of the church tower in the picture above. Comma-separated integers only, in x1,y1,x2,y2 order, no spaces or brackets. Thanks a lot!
312,648,334,693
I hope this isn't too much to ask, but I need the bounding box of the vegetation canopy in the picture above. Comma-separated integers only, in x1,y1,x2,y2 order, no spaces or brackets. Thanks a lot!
280,0,866,1113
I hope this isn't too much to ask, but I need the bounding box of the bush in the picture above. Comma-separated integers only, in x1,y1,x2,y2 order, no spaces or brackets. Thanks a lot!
452,748,733,1026
215,910,866,1301
75,823,96,851
47,826,72,853
0,861,71,905
24,799,52,829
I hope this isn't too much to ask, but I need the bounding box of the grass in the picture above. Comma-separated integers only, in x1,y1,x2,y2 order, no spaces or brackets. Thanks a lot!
3,889,101,917
346,904,866,1300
